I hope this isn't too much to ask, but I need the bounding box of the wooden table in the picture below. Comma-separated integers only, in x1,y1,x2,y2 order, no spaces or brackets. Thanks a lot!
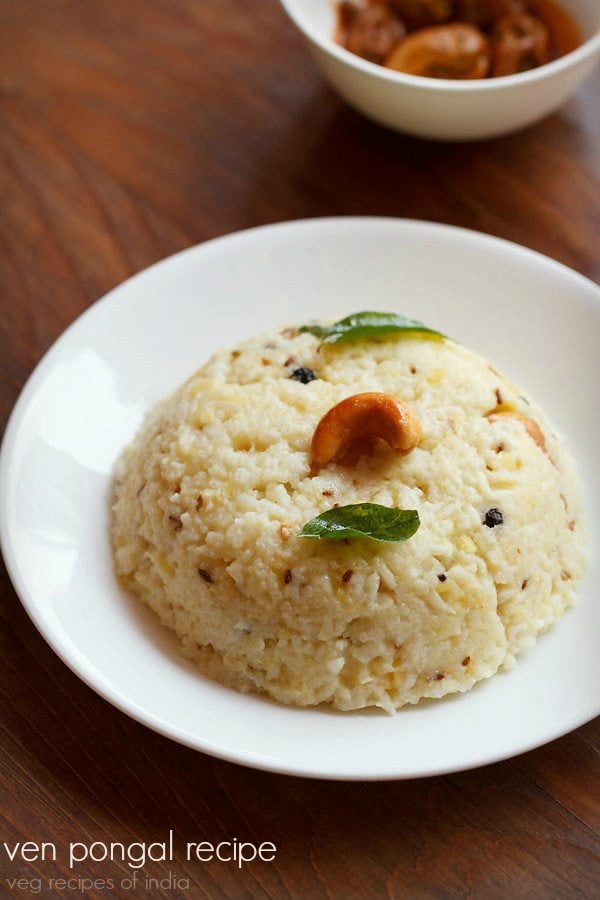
1,2,598,897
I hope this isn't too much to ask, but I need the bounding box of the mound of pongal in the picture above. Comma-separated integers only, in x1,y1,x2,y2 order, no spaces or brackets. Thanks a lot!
112,312,586,712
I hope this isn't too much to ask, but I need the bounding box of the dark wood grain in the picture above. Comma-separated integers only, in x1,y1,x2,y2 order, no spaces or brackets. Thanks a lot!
0,1,598,897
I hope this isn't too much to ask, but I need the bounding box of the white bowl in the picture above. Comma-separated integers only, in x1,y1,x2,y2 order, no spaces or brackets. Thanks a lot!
1,218,599,780
278,0,600,140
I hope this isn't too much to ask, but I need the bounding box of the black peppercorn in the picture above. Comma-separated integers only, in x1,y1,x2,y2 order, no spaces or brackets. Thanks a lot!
484,508,504,528
437,573,447,582
290,367,316,384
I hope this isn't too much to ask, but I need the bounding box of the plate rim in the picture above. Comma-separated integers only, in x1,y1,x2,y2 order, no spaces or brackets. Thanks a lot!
1,216,599,781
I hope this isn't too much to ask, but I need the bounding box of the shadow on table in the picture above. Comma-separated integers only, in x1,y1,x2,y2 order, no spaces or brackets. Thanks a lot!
238,84,596,283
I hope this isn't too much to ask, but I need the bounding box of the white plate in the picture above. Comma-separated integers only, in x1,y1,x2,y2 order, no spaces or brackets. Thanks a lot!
1,218,598,780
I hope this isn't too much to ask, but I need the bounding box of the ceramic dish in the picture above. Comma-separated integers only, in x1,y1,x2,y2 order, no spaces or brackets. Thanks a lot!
278,0,600,140
1,218,598,780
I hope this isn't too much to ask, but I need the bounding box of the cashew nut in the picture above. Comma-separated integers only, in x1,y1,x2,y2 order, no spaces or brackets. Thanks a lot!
311,392,421,467
487,410,546,451
340,2,406,65
491,13,550,76
385,23,491,79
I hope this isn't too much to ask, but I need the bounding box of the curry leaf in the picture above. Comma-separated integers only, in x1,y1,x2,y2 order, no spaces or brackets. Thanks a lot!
299,311,444,345
299,503,420,543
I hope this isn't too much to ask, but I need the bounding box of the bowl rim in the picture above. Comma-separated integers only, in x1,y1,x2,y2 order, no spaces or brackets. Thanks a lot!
278,0,600,91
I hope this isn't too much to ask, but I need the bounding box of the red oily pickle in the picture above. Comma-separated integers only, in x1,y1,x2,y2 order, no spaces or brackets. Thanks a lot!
528,0,582,56
388,0,453,29
455,0,526,29
335,0,581,77
337,2,406,64
491,13,551,76
386,22,491,78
